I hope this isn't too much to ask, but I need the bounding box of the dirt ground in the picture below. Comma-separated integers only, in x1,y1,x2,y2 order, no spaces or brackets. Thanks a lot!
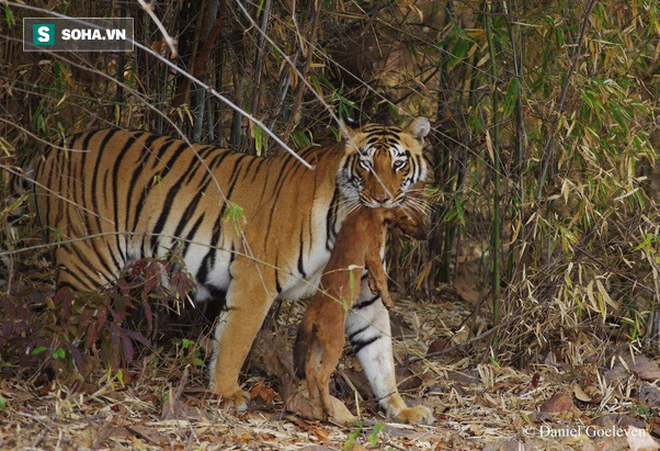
1,289,659,450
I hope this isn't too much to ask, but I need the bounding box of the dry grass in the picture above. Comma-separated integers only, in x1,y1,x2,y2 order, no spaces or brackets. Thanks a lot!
1,291,657,450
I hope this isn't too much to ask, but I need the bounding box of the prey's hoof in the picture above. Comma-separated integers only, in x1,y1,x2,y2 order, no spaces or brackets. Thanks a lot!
327,395,357,425
395,405,435,424
381,294,395,310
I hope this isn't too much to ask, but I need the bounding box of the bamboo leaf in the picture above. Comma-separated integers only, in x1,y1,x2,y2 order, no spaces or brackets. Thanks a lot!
415,262,432,290
454,194,466,226
596,280,617,310
503,77,519,115
485,130,495,164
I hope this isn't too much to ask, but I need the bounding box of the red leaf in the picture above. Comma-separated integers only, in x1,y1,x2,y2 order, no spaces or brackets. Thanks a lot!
531,372,540,389
122,335,134,364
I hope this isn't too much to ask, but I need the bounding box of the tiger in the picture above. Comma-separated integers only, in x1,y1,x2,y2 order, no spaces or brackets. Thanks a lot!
26,116,435,424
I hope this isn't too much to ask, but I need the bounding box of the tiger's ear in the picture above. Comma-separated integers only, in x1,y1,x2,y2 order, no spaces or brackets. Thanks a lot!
404,117,431,141
339,116,361,140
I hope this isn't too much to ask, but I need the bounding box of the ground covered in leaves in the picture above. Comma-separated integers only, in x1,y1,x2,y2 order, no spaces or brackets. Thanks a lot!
1,287,659,451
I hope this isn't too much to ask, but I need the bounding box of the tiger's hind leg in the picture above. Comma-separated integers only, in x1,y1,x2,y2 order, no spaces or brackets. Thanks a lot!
54,244,116,292
208,257,277,409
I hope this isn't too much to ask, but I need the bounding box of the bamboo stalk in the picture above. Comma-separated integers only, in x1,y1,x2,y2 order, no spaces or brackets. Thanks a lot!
230,59,245,149
250,0,273,118
486,1,501,352
214,42,225,141
536,0,597,200
435,0,454,285
503,0,525,282
114,3,126,125
193,0,221,142
284,0,323,137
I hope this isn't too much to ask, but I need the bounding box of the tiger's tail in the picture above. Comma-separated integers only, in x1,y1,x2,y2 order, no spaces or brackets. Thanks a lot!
3,157,35,225
1,157,36,287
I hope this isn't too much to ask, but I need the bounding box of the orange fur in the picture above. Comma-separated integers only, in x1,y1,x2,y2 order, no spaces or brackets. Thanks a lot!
293,203,426,421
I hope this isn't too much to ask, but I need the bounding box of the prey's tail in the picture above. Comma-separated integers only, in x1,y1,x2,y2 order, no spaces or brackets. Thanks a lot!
293,322,317,379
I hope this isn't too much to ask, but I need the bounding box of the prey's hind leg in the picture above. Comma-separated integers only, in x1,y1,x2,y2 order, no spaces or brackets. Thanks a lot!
208,257,276,409
304,346,325,420
317,335,345,421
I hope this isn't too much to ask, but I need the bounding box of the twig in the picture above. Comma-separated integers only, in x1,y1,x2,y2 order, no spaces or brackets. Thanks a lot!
137,0,178,58
135,41,314,168
413,304,546,363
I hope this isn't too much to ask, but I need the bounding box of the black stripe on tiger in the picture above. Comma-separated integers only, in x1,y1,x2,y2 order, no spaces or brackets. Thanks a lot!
149,142,206,253
353,294,380,310
182,212,206,260
112,132,145,262
297,226,307,280
125,134,165,253
91,129,123,270
262,153,304,248
351,335,381,355
325,185,341,251
348,325,369,341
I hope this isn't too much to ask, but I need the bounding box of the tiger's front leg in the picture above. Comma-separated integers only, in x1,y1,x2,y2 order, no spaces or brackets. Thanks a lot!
208,257,276,409
345,275,435,424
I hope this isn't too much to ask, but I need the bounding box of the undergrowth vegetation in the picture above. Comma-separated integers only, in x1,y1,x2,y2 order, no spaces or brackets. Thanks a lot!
0,0,658,399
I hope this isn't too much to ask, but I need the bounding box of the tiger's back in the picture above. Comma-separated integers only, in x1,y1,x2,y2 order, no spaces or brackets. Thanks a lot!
32,128,344,297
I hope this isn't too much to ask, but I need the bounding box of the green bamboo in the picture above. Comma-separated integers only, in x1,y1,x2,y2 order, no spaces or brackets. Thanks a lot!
503,0,525,282
486,2,501,352
436,0,454,284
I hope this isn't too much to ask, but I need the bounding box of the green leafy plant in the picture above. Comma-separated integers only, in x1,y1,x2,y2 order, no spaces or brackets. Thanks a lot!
367,423,385,446
175,338,205,368
343,421,363,451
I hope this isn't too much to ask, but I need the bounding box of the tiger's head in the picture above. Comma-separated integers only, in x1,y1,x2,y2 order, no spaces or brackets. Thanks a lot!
338,116,432,209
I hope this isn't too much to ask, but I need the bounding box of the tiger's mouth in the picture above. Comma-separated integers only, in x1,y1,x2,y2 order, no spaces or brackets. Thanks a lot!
361,199,400,209
359,192,404,209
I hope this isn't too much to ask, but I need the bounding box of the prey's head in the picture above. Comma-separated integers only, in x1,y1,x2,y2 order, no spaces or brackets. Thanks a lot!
386,203,430,241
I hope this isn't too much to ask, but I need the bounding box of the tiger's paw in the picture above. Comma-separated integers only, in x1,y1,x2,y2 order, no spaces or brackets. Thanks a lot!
395,405,435,425
213,386,250,411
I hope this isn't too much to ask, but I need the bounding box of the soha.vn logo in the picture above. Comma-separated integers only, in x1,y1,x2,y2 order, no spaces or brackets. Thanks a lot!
33,24,54,45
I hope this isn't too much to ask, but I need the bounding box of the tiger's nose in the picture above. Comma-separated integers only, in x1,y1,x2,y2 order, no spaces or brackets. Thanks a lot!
373,195,390,204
